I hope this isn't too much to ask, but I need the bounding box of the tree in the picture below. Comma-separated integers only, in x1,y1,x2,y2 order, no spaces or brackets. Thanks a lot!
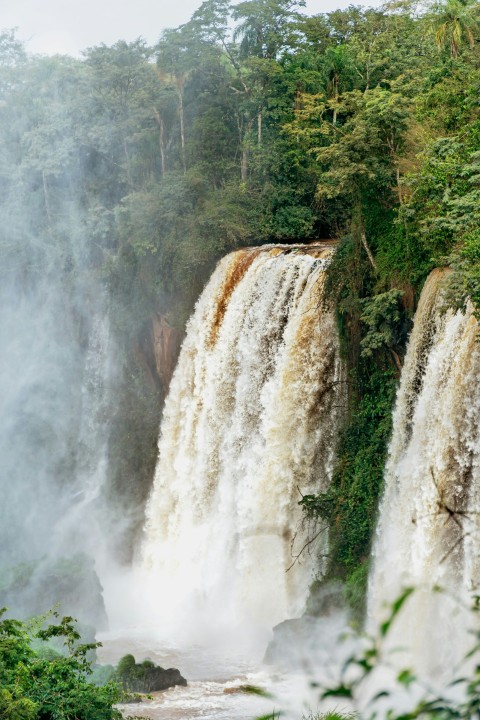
156,27,197,173
232,0,305,60
431,0,479,57
84,39,163,189
320,44,355,124
0,610,122,720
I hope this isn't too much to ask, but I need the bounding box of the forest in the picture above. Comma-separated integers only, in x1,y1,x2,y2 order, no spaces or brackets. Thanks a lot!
1,0,480,716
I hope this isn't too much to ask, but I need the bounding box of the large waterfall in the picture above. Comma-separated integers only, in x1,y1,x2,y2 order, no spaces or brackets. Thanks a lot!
368,270,480,675
140,244,345,644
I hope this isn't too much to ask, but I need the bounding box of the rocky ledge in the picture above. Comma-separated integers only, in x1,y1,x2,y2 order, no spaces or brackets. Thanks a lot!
117,654,187,693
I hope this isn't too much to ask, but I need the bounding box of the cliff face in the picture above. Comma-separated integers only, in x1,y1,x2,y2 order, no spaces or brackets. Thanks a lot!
152,313,182,392
0,553,107,630
134,313,182,398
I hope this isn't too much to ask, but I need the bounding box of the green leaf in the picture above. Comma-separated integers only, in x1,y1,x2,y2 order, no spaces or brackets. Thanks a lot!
380,587,414,637
397,668,416,687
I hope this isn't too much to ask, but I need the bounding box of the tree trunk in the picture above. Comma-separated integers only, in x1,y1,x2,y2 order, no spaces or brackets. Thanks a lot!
241,147,248,181
352,202,377,271
333,73,339,126
123,138,133,186
153,107,166,178
361,231,377,271
258,110,262,145
396,166,403,204
240,118,254,181
178,89,186,174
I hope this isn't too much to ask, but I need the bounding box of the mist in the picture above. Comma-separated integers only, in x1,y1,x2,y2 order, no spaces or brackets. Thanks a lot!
0,31,136,629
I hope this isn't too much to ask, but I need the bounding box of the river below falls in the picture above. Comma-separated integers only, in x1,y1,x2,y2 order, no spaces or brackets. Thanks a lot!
97,628,347,720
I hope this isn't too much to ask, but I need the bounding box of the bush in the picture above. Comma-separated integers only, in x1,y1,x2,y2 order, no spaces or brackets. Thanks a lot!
0,608,122,720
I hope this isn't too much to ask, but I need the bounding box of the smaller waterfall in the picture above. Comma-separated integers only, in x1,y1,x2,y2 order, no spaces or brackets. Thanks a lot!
140,245,345,645
0,279,117,627
368,270,480,676
51,310,115,558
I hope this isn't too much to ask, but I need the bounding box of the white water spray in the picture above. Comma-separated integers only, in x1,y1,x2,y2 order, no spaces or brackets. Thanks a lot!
368,270,480,676
139,245,345,646
52,310,115,559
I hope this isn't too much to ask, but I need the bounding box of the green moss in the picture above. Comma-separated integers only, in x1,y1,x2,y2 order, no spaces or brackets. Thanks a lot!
344,561,370,626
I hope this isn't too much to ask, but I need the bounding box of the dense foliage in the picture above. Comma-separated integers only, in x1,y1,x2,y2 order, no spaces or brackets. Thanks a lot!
0,609,122,720
1,0,479,605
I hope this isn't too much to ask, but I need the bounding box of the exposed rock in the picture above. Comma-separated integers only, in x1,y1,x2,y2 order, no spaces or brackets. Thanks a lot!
133,313,182,395
116,654,187,693
140,666,187,692
152,313,182,390
264,615,323,667
264,583,348,669
223,684,267,695
264,611,350,670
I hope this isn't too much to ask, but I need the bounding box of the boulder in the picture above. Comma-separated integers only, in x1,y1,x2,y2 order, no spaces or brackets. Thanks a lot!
264,582,348,669
116,654,187,693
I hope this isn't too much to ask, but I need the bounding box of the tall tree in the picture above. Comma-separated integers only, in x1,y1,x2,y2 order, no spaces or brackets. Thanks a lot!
156,27,198,173
431,0,479,57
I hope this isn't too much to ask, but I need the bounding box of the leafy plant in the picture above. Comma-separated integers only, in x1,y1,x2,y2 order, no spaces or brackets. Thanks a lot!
314,588,480,720
0,608,123,720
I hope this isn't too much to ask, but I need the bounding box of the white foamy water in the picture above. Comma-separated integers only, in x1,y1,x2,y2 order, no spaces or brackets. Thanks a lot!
99,637,278,720
368,270,480,678
136,245,345,646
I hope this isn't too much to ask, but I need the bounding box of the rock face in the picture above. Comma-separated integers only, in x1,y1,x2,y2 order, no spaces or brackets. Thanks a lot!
116,654,187,693
264,612,350,670
264,582,347,669
264,616,324,666
0,553,107,631
138,666,187,693
134,314,182,396
152,313,182,390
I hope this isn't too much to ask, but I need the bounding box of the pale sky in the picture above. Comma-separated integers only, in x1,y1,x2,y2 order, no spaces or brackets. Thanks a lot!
1,0,383,57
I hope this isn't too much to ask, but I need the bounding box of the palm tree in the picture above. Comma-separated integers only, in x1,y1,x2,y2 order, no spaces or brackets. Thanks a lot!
321,45,354,124
432,0,479,58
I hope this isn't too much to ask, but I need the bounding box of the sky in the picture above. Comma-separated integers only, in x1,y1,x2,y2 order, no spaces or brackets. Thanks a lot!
1,0,383,57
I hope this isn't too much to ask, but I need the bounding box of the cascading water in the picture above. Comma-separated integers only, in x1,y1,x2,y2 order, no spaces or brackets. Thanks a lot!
0,276,117,627
139,244,345,647
368,269,480,677
51,309,115,558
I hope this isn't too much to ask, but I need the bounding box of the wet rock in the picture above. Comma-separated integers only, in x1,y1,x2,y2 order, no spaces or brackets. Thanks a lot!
133,314,182,394
116,654,187,693
152,313,182,390
264,611,351,671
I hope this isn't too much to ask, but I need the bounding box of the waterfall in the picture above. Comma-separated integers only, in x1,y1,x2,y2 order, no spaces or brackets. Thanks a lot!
368,270,480,676
50,309,115,558
0,275,116,626
140,245,345,644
